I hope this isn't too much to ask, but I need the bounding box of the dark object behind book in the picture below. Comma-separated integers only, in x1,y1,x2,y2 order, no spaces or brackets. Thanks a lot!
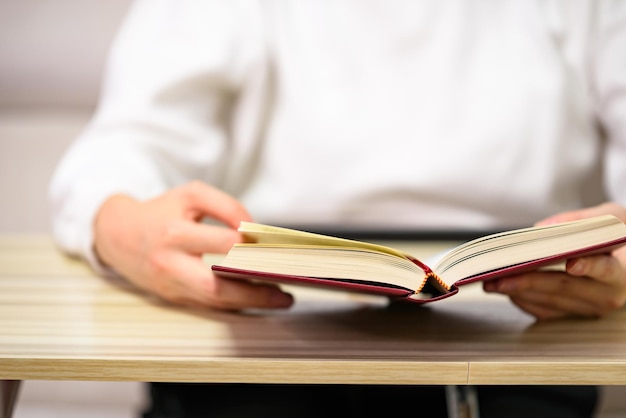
277,225,511,242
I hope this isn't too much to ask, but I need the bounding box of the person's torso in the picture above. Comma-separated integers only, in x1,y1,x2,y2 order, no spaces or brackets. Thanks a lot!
223,1,604,230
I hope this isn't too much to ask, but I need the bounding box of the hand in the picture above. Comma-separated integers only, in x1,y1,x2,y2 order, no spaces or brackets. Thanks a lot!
93,181,294,311
483,202,626,320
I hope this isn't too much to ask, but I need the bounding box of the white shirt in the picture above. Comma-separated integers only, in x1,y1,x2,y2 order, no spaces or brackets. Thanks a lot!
49,0,626,269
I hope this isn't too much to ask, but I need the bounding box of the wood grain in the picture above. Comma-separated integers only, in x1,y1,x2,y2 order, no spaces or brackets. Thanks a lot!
1,236,625,385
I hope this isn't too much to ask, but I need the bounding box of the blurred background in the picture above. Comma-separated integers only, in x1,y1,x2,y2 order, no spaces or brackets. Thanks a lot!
0,1,624,417
0,1,145,417
0,0,131,234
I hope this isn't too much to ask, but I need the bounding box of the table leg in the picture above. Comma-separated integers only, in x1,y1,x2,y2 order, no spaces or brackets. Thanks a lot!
446,385,480,418
1,380,21,418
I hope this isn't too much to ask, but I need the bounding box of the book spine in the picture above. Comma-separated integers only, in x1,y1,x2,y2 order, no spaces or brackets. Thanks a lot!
406,256,450,292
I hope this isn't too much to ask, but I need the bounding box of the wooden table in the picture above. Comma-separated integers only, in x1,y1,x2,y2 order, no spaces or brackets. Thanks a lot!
2,236,626,418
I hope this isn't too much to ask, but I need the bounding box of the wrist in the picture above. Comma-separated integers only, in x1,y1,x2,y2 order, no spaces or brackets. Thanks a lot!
93,194,139,268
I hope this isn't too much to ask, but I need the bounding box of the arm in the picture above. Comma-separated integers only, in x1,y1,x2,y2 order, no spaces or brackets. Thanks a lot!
49,0,293,310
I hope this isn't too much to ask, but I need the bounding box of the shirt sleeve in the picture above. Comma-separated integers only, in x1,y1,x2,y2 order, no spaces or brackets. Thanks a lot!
592,0,626,205
48,0,264,274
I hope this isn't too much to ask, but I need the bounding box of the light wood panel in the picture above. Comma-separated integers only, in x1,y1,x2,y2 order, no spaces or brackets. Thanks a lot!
1,237,626,385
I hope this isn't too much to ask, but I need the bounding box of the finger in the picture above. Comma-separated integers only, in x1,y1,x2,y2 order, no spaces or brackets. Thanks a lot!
484,272,615,317
177,181,253,228
163,253,294,310
535,202,626,226
508,297,570,320
507,289,604,318
567,256,626,310
486,272,603,304
566,254,623,286
158,219,246,255
206,276,295,311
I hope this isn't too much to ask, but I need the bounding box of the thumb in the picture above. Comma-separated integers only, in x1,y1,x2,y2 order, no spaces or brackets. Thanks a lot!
535,203,621,226
178,181,253,228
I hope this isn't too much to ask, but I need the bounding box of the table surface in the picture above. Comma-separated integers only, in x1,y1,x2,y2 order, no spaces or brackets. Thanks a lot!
1,236,626,385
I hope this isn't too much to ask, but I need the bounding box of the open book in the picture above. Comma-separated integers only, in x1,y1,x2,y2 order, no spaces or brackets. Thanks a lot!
211,215,626,303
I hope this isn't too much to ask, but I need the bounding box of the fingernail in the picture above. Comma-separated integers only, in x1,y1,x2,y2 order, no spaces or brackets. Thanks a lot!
568,259,585,275
485,280,517,293
497,280,517,293
271,291,294,307
484,281,496,292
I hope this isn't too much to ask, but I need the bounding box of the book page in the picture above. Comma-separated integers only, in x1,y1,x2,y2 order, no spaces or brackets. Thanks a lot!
235,222,452,295
239,222,413,260
431,215,626,283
